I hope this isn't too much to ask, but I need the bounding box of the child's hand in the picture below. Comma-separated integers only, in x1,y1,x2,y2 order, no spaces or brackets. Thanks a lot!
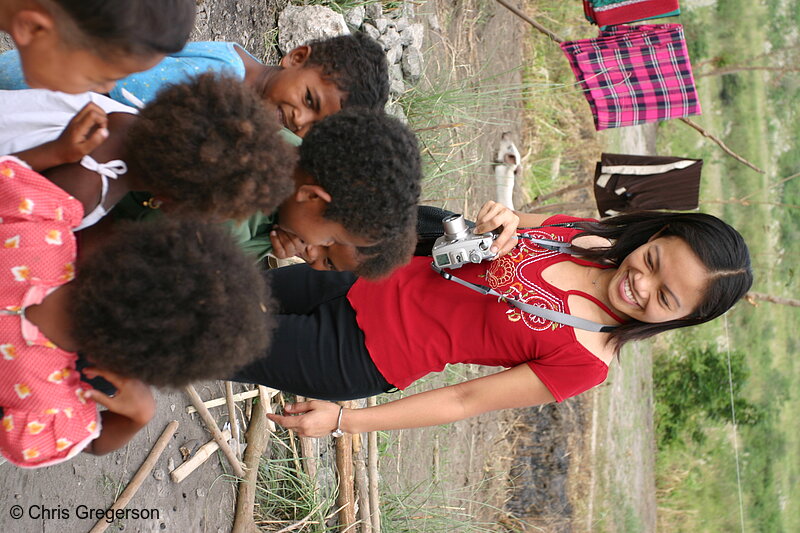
83,367,155,427
473,200,519,258
53,102,109,165
269,226,307,260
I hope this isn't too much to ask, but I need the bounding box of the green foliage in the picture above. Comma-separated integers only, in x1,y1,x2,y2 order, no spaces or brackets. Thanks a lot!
653,345,763,447
380,479,502,533
254,428,336,531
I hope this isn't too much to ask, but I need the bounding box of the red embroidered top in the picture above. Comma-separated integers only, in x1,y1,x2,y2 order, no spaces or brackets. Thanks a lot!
346,215,621,402
0,156,100,468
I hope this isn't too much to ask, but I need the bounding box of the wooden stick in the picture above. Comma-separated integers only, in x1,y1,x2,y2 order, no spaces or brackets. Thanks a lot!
494,0,564,44
335,401,356,529
231,384,270,533
184,385,246,478
169,430,231,484
225,382,240,457
354,433,372,533
185,389,260,413
88,421,178,533
259,386,276,432
276,392,301,472
679,117,765,174
367,396,381,533
295,396,318,480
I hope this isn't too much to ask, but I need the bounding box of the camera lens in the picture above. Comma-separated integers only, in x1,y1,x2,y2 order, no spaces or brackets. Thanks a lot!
442,214,469,240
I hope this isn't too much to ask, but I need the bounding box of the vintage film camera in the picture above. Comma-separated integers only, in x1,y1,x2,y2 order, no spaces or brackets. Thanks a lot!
432,214,497,269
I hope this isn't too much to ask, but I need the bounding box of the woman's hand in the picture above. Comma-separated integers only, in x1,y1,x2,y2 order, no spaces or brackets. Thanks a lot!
83,367,155,426
473,200,519,258
267,400,341,438
52,102,109,165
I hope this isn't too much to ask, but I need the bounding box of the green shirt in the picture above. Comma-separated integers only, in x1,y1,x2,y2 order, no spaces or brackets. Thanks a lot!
226,210,277,262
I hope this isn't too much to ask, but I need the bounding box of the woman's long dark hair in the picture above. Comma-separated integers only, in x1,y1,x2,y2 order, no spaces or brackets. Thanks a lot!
50,0,195,58
573,211,753,350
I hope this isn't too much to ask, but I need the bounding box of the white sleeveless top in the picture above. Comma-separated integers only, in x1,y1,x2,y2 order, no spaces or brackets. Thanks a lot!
0,89,137,229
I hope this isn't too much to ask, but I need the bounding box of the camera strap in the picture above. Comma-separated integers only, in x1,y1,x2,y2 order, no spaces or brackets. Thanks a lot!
430,262,617,333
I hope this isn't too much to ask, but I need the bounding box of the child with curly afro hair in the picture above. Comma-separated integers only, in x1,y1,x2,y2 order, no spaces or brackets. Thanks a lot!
0,156,271,467
231,108,422,279
3,73,297,226
0,31,388,139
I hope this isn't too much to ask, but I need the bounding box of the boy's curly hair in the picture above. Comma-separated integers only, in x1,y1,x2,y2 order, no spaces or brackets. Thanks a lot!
70,219,273,387
300,108,421,245
354,225,418,279
125,73,296,221
306,32,389,110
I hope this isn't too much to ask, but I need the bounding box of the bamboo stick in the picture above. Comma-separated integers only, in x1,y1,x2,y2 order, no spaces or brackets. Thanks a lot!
184,385,246,478
367,397,381,533
225,382,240,457
335,401,356,529
169,430,231,483
88,421,178,533
296,396,318,480
231,384,270,533
185,389,260,413
354,433,372,533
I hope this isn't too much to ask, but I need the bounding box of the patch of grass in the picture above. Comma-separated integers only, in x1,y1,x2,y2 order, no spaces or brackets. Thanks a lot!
297,0,399,15
397,69,529,205
518,1,601,212
380,479,507,533
254,429,336,532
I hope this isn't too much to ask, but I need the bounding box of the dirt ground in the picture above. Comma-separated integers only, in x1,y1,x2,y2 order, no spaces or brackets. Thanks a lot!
0,2,657,532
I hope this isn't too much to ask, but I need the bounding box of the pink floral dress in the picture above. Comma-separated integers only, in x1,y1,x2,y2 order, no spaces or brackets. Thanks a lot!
0,156,100,468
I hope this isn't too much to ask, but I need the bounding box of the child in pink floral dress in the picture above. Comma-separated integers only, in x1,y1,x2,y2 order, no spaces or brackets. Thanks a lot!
0,155,96,467
0,155,273,467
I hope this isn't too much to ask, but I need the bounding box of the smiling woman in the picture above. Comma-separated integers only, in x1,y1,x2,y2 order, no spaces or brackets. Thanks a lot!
227,202,753,438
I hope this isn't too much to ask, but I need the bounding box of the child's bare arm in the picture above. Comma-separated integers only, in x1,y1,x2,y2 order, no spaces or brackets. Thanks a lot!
13,102,109,171
81,368,156,456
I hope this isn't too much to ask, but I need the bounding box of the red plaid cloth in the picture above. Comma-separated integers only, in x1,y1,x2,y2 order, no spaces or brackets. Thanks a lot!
583,0,680,27
561,24,701,130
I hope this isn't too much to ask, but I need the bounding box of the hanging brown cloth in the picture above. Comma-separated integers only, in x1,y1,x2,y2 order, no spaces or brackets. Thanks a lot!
593,152,702,217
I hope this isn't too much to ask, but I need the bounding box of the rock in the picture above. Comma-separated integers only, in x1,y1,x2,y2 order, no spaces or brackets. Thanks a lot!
364,3,383,21
344,6,365,28
278,5,349,54
373,17,389,34
393,16,410,33
386,43,403,65
152,469,165,482
401,46,423,84
389,62,404,84
402,23,425,50
362,22,381,41
427,12,442,33
389,77,406,98
385,102,408,123
379,26,402,51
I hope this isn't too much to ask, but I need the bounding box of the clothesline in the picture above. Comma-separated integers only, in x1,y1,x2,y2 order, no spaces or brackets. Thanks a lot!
492,0,765,174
